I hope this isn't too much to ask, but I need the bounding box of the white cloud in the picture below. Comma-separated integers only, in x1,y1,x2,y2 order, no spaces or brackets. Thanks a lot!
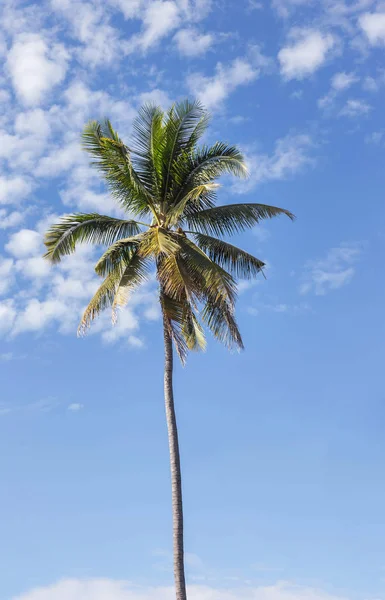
0,257,15,295
234,134,314,192
318,72,359,109
300,243,362,295
11,579,353,600
278,29,335,80
126,0,181,53
187,57,259,108
5,229,42,258
0,209,24,229
0,176,32,205
50,0,125,67
138,88,172,109
68,403,84,411
174,28,213,56
7,33,69,105
359,12,385,45
108,0,144,19
339,98,371,117
331,71,359,91
272,0,313,18
0,299,16,332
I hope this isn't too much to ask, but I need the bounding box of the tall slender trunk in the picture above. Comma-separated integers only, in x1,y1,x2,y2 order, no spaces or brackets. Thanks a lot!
163,314,187,600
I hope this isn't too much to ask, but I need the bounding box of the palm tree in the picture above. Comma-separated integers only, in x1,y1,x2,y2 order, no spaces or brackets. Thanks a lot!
43,100,293,600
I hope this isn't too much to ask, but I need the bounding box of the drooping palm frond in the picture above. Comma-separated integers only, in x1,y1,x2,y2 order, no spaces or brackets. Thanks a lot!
177,236,237,306
161,292,206,364
112,248,151,309
78,262,125,335
94,235,142,277
192,233,265,279
44,213,141,263
201,299,244,350
184,203,295,237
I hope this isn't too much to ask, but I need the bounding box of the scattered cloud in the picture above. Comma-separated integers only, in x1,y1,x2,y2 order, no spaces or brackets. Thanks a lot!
7,33,69,105
365,130,384,144
234,134,314,192
174,28,213,56
0,209,24,229
300,243,362,296
187,57,259,108
339,98,371,117
272,0,313,18
0,176,33,205
318,71,359,109
67,403,84,411
5,229,41,258
278,29,336,80
11,579,354,600
126,0,181,53
359,12,385,46
186,46,272,108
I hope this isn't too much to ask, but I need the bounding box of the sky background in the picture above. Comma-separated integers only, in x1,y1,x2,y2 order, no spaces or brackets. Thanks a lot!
0,0,385,599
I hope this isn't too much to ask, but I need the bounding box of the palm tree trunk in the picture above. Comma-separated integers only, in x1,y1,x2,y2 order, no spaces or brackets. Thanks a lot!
163,314,187,600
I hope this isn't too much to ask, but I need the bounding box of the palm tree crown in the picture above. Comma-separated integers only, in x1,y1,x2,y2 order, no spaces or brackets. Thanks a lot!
44,100,293,361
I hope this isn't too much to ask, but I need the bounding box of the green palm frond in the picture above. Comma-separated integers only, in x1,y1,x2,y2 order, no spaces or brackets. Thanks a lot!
170,143,248,210
113,249,151,309
184,203,295,237
44,213,141,263
94,235,142,277
192,233,265,279
161,100,207,205
130,104,165,198
82,120,156,217
177,236,237,306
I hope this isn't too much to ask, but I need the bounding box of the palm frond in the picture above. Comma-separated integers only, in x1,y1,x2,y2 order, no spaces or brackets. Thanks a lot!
130,104,165,199
177,236,237,306
82,120,155,217
94,235,142,277
201,300,244,350
44,213,141,263
171,142,247,208
161,100,207,205
192,233,265,279
184,203,295,237
113,249,151,309
161,292,206,365
78,263,124,335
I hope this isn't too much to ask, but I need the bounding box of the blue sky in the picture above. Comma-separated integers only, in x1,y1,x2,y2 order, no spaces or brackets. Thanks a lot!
0,0,385,598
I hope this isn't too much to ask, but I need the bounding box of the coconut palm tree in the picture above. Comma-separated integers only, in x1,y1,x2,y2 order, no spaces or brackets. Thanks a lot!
43,100,293,600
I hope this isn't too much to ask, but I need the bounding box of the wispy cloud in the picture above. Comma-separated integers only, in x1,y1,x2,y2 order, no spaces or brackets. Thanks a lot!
300,243,362,296
318,71,359,110
67,403,84,412
186,46,272,108
339,99,371,117
0,396,60,417
234,134,314,193
11,578,354,600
